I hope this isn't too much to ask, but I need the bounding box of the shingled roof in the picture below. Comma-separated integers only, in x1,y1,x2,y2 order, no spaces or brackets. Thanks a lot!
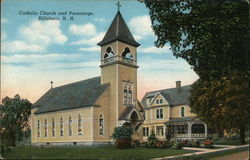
97,11,140,47
141,85,192,108
34,77,109,114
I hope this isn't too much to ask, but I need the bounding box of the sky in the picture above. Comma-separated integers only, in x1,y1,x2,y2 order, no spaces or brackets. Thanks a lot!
1,0,198,103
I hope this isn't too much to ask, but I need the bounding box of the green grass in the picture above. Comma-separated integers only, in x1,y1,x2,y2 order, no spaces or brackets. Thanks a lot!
2,146,192,159
213,139,241,145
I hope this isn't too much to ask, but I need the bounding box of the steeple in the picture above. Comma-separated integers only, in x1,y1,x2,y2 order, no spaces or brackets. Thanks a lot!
97,11,140,47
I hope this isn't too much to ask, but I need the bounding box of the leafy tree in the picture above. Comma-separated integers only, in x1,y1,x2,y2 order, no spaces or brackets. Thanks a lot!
144,0,249,144
144,0,249,79
0,94,31,146
190,72,249,144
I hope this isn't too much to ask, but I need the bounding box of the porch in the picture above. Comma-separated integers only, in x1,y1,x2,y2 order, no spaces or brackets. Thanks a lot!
166,117,209,139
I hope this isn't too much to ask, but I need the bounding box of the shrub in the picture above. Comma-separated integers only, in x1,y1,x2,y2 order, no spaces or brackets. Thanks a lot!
147,133,158,148
111,126,133,149
155,139,170,149
203,139,214,148
131,139,140,147
170,139,183,149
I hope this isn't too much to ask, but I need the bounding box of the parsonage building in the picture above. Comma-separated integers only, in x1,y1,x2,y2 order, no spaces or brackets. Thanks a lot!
31,10,214,146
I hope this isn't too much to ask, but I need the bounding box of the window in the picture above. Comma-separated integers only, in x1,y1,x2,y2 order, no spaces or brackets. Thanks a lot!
44,119,48,137
68,116,72,136
122,47,133,64
52,118,55,136
37,120,40,137
128,85,132,105
156,108,163,119
160,99,163,104
104,47,115,63
177,124,188,134
181,107,185,117
156,126,164,136
60,117,63,136
156,99,159,104
78,114,82,135
99,114,104,135
192,124,205,134
123,83,127,105
143,127,149,137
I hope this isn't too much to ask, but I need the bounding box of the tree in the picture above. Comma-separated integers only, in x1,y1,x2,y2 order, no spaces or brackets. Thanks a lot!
190,72,249,144
0,94,31,146
144,0,249,144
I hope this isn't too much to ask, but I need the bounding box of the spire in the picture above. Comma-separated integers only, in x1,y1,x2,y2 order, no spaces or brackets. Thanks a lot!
97,10,140,47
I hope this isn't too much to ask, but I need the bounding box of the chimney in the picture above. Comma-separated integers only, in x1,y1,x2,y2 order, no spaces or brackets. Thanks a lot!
176,81,181,92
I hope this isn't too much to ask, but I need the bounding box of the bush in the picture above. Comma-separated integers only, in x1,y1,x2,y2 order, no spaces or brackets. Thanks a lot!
181,139,201,147
147,133,158,148
203,139,214,148
111,126,133,149
170,139,183,149
131,139,140,147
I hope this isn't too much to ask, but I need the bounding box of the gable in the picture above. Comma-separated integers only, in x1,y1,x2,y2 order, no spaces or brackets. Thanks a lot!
150,92,169,106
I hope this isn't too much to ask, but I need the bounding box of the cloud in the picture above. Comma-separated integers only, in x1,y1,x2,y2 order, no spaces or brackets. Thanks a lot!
1,41,45,53
138,57,192,71
94,18,105,22
1,31,6,40
78,46,99,52
139,46,171,54
129,15,154,40
70,32,105,45
20,20,67,46
69,23,96,36
1,18,8,24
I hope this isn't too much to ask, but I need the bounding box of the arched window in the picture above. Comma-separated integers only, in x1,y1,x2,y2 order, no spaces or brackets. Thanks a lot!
44,119,48,137
78,114,82,135
68,116,72,136
99,114,104,135
60,117,63,136
123,83,128,105
128,84,132,105
122,47,133,63
37,120,40,137
52,118,55,136
104,47,115,63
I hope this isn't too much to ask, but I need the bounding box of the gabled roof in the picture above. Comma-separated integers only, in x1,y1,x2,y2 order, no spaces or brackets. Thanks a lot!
97,11,140,47
34,77,109,114
141,85,192,108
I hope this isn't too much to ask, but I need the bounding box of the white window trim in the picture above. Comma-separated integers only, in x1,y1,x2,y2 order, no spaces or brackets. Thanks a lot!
156,108,164,119
180,106,185,117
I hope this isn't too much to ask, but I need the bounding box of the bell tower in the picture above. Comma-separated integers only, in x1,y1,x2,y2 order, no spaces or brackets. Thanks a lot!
97,10,140,130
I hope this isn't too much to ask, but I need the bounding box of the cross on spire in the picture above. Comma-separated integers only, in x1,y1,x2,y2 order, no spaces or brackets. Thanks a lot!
116,1,121,11
50,81,53,89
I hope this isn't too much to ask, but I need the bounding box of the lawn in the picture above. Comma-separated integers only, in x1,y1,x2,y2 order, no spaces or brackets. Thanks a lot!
213,139,241,145
2,146,193,159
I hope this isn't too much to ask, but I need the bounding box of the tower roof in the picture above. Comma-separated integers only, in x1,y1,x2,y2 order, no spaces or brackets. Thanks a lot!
97,11,140,47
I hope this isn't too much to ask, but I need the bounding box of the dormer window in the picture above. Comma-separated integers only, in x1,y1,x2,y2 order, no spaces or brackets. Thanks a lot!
156,99,159,104
160,99,163,104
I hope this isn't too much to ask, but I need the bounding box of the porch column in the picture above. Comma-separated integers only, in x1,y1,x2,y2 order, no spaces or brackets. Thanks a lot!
187,122,192,138
204,123,208,138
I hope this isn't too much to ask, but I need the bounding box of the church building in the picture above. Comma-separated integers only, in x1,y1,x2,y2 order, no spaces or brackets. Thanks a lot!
30,10,144,146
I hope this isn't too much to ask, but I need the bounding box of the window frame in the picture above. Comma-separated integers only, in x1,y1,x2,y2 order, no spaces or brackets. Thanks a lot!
156,108,164,119
180,107,185,117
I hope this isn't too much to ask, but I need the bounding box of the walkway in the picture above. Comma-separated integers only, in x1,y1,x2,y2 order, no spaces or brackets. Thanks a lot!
152,144,249,160
211,150,249,160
